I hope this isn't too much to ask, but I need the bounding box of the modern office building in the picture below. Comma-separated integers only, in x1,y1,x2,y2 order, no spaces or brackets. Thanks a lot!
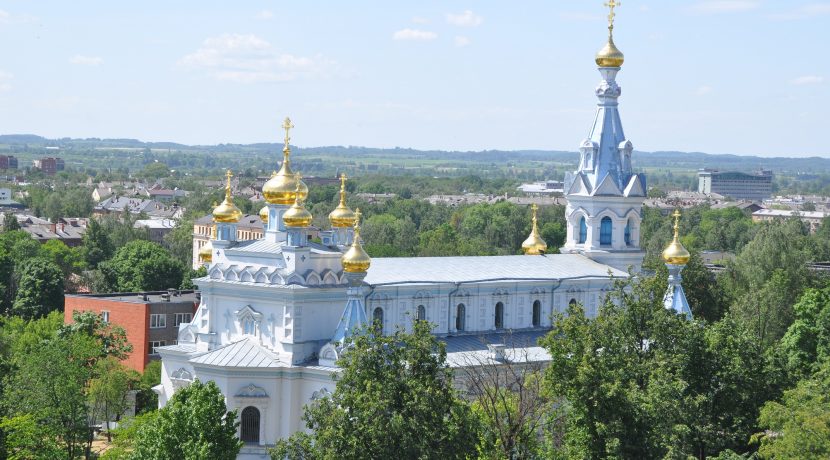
697,169,773,201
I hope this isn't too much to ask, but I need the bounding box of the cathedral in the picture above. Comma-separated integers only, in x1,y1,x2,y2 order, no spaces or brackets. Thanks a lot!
155,7,691,458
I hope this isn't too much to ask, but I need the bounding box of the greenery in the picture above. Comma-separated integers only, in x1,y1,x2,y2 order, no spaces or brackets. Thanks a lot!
99,240,184,292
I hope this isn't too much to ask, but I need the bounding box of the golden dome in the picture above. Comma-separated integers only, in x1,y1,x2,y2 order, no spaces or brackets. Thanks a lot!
522,204,548,255
596,33,624,67
259,204,269,224
262,117,309,205
282,173,313,228
662,210,690,265
342,209,371,273
199,225,215,264
212,170,242,223
329,173,357,228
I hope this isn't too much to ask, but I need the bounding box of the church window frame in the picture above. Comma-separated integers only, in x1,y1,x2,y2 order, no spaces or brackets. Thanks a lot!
532,300,541,327
569,298,578,307
416,304,426,322
240,406,261,444
578,217,587,244
456,304,466,332
624,218,632,246
600,216,613,246
372,307,384,334
495,302,504,330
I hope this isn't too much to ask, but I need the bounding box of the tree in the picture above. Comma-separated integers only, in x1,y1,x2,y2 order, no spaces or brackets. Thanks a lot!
271,321,479,460
135,361,161,414
2,213,19,232
756,361,830,458
99,240,184,292
41,239,84,280
777,287,830,380
129,379,242,460
163,216,195,267
11,258,64,319
59,310,133,360
82,218,113,269
88,357,140,442
0,414,64,460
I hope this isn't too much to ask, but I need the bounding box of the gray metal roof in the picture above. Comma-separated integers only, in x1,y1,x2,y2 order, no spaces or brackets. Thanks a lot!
365,253,625,286
189,338,283,368
443,329,552,368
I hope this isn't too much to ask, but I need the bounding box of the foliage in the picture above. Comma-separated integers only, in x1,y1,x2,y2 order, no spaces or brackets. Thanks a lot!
163,215,196,267
180,266,207,290
0,414,63,460
59,310,133,360
88,357,140,442
99,411,158,460
1,214,19,232
756,360,830,459
10,258,64,319
271,321,479,460
135,361,162,414
129,379,242,460
99,240,184,292
777,287,830,381
82,217,113,269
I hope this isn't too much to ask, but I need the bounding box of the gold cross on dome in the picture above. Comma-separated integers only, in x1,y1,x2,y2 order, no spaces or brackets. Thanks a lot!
340,173,348,189
225,169,233,187
531,203,538,221
282,117,294,148
672,209,682,232
604,0,620,29
354,208,362,226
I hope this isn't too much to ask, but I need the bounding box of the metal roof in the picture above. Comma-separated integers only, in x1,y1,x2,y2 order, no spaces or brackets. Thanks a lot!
364,253,625,286
189,338,283,368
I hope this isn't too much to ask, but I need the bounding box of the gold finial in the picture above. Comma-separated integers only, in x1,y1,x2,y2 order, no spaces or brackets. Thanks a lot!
282,117,294,150
342,207,371,273
224,169,233,198
354,208,362,232
662,209,690,265
604,0,620,31
282,171,313,227
329,173,357,228
212,170,242,223
522,203,547,255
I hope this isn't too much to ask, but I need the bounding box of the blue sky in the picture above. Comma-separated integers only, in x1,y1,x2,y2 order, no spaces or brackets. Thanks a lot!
0,1,827,157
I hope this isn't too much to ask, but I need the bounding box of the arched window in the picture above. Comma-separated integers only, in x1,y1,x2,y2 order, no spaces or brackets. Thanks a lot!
532,300,541,327
624,218,632,246
372,307,384,333
456,304,466,331
240,406,260,444
578,217,587,244
569,298,577,307
600,217,612,246
416,305,426,321
495,302,504,329
242,318,256,336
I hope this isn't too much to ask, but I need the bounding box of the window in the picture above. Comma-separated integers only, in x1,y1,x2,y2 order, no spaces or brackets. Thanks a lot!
243,318,256,336
101,311,110,323
174,313,192,326
240,406,260,444
148,341,166,355
372,307,384,334
624,219,632,246
600,217,612,246
455,304,466,332
569,298,577,307
495,302,504,330
416,305,426,321
532,300,541,327
578,217,587,244
150,314,166,329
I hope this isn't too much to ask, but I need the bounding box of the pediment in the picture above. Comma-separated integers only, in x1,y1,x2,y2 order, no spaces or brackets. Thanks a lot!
623,174,646,197
567,173,591,196
593,173,622,196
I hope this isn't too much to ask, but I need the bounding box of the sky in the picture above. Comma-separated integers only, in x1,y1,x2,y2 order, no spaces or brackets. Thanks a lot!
0,1,827,158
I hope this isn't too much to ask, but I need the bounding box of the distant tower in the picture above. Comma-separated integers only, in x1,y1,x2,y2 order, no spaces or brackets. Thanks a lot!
262,117,309,243
662,210,692,319
521,204,548,255
319,209,372,367
561,1,646,272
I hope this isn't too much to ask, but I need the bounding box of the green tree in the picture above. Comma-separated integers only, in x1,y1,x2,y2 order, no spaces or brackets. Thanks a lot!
129,379,242,460
163,216,195,267
271,321,479,460
88,357,140,442
59,310,133,360
41,239,84,279
135,361,161,414
11,258,64,319
99,240,184,292
777,287,830,380
2,213,19,232
82,218,113,269
0,414,64,460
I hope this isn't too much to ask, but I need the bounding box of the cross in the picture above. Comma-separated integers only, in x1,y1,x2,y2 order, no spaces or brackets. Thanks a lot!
354,208,362,229
295,172,303,194
282,117,294,148
531,203,538,223
604,0,620,29
340,173,348,190
225,169,233,187
672,209,681,233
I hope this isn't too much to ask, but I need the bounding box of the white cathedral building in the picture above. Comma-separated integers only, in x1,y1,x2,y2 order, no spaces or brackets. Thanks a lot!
156,12,667,459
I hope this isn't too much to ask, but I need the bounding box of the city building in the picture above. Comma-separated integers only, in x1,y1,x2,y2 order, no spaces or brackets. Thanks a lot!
135,219,177,244
751,208,828,233
697,169,773,201
13,215,89,246
64,290,199,372
32,157,64,175
517,180,564,196
157,10,647,456
93,196,182,219
0,155,18,170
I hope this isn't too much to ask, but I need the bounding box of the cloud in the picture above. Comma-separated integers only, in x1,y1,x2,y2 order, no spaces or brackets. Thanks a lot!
179,33,341,83
689,1,759,13
0,71,12,92
446,10,483,27
790,75,824,85
411,16,429,24
0,9,9,23
257,10,273,20
770,3,830,20
454,36,471,47
69,55,103,66
392,28,437,41
696,85,713,95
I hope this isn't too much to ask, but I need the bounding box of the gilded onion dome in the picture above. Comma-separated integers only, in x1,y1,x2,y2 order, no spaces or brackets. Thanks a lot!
342,208,371,273
329,173,357,228
522,204,548,255
258,204,269,224
262,117,308,205
282,173,314,228
596,1,624,67
199,224,215,264
212,170,243,223
662,209,691,265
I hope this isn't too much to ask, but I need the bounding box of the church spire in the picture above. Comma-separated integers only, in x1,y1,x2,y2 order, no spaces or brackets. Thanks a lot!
662,210,692,319
521,204,547,255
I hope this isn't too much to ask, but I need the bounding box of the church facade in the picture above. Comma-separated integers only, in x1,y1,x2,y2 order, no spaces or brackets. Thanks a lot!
156,10,647,458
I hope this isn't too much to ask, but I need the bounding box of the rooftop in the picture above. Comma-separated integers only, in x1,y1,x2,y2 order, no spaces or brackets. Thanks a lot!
66,289,199,304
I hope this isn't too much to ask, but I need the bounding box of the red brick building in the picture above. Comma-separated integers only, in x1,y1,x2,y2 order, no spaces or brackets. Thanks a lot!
64,290,198,372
